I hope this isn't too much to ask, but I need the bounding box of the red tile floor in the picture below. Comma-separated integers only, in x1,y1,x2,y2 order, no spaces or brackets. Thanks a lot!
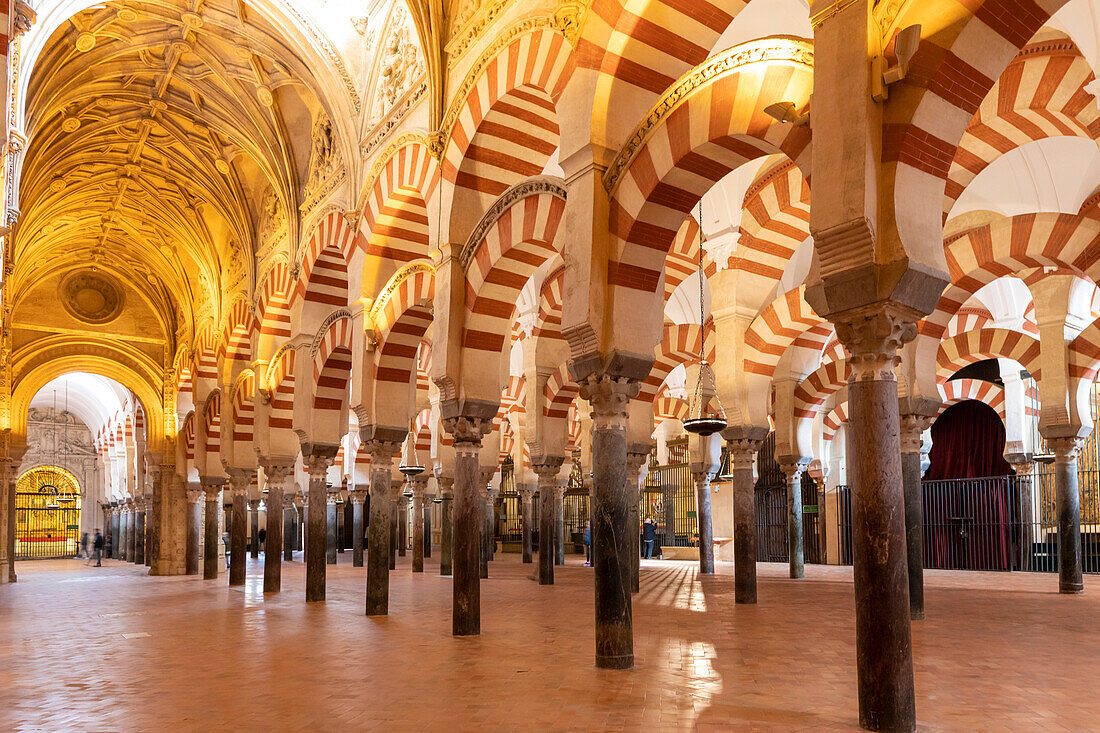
0,553,1096,731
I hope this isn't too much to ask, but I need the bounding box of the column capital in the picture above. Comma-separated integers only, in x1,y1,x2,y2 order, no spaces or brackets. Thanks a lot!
579,374,638,431
348,489,367,502
899,414,933,454
442,415,492,454
435,474,455,498
532,458,564,482
199,475,226,492
779,461,807,482
552,482,567,500
833,303,919,382
224,467,252,494
249,498,262,509
518,485,535,503
185,488,205,504
1047,436,1084,462
302,444,339,477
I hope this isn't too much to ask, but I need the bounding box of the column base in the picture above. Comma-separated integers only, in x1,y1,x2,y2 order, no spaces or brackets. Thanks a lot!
1060,582,1085,594
595,654,634,670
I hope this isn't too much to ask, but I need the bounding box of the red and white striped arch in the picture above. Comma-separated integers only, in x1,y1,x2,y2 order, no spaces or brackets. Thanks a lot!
462,191,566,398
923,213,1100,340
373,266,436,400
202,390,221,459
638,322,715,403
823,401,848,444
412,408,433,455
295,212,355,309
256,259,294,353
361,140,437,257
312,317,354,424
936,328,1042,383
444,29,573,227
744,287,829,381
793,359,850,419
936,378,1007,422
218,295,256,384
226,370,256,468
663,216,718,303
945,305,994,338
193,325,219,384
608,47,813,298
736,160,811,282
266,348,295,435
945,36,1100,216
535,265,564,340
543,362,577,420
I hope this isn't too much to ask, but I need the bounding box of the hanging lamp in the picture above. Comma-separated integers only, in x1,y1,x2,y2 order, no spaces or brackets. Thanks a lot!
683,199,727,437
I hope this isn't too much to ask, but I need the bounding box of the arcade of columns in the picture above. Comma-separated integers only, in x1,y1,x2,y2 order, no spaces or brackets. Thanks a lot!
0,1,1097,731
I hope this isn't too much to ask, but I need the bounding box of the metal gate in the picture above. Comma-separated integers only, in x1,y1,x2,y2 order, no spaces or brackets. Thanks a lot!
16,465,82,560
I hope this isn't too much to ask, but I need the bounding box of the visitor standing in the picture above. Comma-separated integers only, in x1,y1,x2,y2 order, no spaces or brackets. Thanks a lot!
79,532,89,559
91,529,104,567
584,521,591,566
258,526,266,553
642,518,658,559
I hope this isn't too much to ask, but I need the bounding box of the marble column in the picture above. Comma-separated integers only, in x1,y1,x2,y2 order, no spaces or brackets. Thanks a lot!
626,448,648,593
399,494,408,557
424,498,432,558
1048,436,1085,594
478,470,493,579
485,484,500,568
693,471,715,575
261,462,293,594
534,461,563,585
389,485,400,570
554,484,565,565
303,447,337,602
581,374,637,670
519,486,535,564
780,462,805,580
127,503,137,562
134,507,146,565
899,416,931,619
661,484,677,550
437,476,454,577
326,492,338,565
8,449,23,580
725,438,762,604
143,495,154,568
111,505,121,560
350,490,367,567
411,477,428,572
839,308,916,731
202,479,224,579
250,499,261,559
445,416,491,636
294,499,304,551
365,438,400,616
227,471,250,587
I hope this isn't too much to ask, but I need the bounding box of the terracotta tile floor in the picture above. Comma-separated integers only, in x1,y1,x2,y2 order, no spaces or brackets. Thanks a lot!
0,553,1095,732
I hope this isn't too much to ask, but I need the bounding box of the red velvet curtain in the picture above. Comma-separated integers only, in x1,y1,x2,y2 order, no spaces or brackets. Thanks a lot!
925,400,1011,480
923,400,1014,570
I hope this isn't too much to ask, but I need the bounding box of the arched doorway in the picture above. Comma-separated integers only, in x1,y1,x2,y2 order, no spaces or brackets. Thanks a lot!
16,466,82,559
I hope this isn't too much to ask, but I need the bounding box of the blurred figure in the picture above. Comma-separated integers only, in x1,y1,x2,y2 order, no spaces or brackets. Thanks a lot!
79,532,89,559
91,529,104,567
584,521,591,566
642,518,658,560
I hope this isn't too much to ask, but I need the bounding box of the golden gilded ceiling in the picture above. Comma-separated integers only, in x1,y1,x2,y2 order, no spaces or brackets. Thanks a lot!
13,0,335,348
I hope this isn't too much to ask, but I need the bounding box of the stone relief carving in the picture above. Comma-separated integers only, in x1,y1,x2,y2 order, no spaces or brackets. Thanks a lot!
257,186,287,254
368,5,425,129
304,113,340,201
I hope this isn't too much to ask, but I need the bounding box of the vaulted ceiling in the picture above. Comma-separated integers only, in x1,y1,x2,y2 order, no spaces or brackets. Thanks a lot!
13,0,336,348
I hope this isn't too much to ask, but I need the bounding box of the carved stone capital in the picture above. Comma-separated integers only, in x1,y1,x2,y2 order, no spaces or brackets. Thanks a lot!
302,444,339,477
186,488,204,504
478,467,496,492
1047,436,1084,462
435,475,455,498
779,461,806,483
727,438,763,470
552,483,567,500
442,415,492,449
260,460,296,494
580,374,638,431
532,458,565,484
364,440,400,470
833,305,918,382
899,414,933,454
13,1,36,38
200,475,226,493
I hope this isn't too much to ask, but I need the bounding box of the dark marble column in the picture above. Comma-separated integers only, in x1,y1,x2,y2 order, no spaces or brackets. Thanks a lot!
899,416,931,619
127,504,137,562
581,374,637,670
350,490,366,567
326,494,338,565
478,470,493,579
260,462,293,593
841,309,916,732
780,463,805,580
533,461,563,585
111,507,121,560
364,437,400,616
284,498,296,560
143,494,154,568
424,499,432,558
724,438,761,604
134,508,146,565
437,476,454,577
185,488,203,575
249,499,261,558
1048,437,1085,594
388,486,399,570
202,479,223,579
554,484,565,565
519,487,534,564
7,452,22,580
303,447,337,602
626,448,648,593
398,495,408,557
693,472,715,575
452,429,487,635
411,477,427,572
228,473,250,587
295,501,304,551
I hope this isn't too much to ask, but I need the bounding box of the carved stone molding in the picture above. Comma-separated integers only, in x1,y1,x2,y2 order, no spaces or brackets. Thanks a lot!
364,440,400,471
309,309,353,357
368,263,434,326
1047,436,1084,463
459,176,567,270
442,415,492,449
302,445,339,477
446,0,518,67
603,37,814,194
727,438,763,470
186,488,205,504
532,457,565,482
834,305,918,382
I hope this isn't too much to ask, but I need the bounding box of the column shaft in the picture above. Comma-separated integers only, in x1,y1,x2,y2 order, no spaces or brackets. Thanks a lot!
696,477,714,574
352,496,365,567
783,466,805,580
662,486,676,548
424,502,432,558
520,495,533,564
203,496,220,579
1051,439,1084,594
412,489,425,572
538,484,554,584
900,440,925,619
453,442,482,635
230,492,246,586
365,443,397,616
250,503,260,558
439,481,454,577
730,447,757,604
389,497,398,570
284,505,295,560
264,491,284,593
591,412,632,669
185,495,202,575
398,500,407,557
326,500,337,565
135,511,146,565
555,490,565,565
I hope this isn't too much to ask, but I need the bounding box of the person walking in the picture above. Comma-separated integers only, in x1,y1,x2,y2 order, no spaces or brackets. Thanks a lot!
642,517,658,560
79,532,89,559
91,529,104,567
258,526,267,553
583,521,591,566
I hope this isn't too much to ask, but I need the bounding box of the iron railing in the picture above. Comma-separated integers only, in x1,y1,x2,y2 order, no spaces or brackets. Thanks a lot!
16,492,81,559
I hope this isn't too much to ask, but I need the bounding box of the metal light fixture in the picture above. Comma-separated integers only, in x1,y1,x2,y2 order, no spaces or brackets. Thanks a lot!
683,200,727,438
